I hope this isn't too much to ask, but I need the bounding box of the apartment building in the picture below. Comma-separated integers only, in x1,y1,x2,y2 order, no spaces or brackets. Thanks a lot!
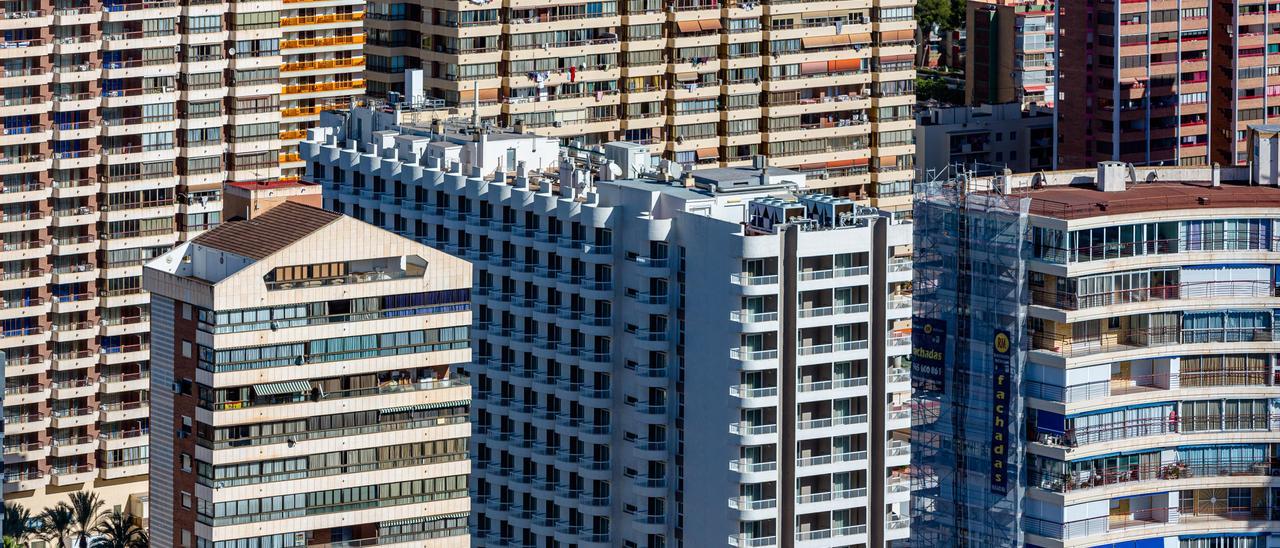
0,0,294,511
1054,0,1280,167
144,201,472,548
302,111,914,547
914,103,1054,175
361,0,919,213
277,0,366,178
965,0,1055,109
912,126,1280,548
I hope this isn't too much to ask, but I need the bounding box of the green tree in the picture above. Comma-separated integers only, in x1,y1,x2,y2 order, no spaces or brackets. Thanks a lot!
67,492,105,548
91,510,147,548
39,503,75,548
916,0,967,66
3,502,38,546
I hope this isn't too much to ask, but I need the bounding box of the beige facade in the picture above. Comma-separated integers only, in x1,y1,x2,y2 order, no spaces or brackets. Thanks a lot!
277,0,367,179
0,0,301,513
144,202,472,548
362,0,918,213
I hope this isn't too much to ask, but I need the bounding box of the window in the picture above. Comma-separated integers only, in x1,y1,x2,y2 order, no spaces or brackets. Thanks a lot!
232,11,279,30
182,340,193,358
182,492,193,508
184,15,222,33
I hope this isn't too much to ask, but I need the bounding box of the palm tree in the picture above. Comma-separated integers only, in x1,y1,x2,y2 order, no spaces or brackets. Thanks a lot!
90,510,146,548
67,492,104,548
3,502,38,546
39,503,74,548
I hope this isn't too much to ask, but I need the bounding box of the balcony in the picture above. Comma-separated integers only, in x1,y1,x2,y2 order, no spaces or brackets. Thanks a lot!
99,427,149,450
203,375,466,412
282,79,365,96
3,441,47,464
49,464,95,486
280,11,364,26
99,457,149,480
50,377,96,399
2,383,46,405
100,400,149,422
281,34,365,50
280,57,365,73
100,370,150,393
1032,280,1279,313
797,340,869,356
4,412,48,434
1031,457,1280,495
3,469,47,492
51,407,96,428
795,525,867,543
49,435,97,457
1031,326,1276,359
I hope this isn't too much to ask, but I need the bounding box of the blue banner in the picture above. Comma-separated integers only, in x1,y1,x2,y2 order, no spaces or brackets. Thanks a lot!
912,316,947,392
990,329,1012,495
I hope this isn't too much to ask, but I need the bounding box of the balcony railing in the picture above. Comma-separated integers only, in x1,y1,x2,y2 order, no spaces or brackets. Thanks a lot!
1032,326,1276,358
1037,414,1280,448
205,375,466,411
1026,370,1269,403
1032,280,1277,310
1030,458,1280,493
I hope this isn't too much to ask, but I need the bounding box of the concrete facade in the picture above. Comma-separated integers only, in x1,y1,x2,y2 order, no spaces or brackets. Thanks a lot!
144,203,473,548
302,114,914,547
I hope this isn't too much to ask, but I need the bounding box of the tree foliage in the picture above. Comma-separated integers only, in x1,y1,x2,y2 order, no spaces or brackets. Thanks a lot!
91,510,147,548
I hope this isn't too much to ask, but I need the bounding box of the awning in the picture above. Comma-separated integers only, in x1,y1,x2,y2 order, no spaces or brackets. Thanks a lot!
380,518,427,528
826,159,855,168
675,72,697,82
800,61,828,75
848,32,872,45
459,88,500,101
802,35,839,48
878,155,898,165
252,380,311,396
881,29,914,42
851,157,870,166
379,399,471,414
799,162,826,171
829,58,861,72
879,53,914,62
697,19,721,31
696,147,718,159
676,20,701,33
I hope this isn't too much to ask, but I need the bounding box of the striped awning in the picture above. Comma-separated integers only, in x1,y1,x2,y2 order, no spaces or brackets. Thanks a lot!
379,399,471,414
380,512,469,528
252,380,311,396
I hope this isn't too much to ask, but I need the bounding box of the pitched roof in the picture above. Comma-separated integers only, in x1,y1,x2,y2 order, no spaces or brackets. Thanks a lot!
192,201,343,260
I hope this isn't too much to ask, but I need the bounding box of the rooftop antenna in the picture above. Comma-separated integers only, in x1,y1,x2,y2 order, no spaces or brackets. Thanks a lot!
471,81,482,133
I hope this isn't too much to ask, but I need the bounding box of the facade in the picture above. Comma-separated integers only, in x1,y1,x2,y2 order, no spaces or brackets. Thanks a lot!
277,0,367,178
361,0,919,212
0,0,304,510
143,201,472,548
1054,0,1277,167
303,113,914,546
915,103,1055,175
913,126,1280,547
965,0,1055,109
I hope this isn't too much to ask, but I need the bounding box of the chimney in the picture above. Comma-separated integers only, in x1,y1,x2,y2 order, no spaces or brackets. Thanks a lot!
1211,162,1221,188
1096,161,1128,192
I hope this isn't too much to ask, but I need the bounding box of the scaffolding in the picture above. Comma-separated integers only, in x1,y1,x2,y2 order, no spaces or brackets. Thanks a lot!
909,169,1031,547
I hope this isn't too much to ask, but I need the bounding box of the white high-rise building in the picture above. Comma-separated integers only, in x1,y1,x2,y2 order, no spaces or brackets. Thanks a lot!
302,108,913,547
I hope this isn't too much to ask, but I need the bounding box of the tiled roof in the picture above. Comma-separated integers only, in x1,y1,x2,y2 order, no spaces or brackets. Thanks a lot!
192,201,342,260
